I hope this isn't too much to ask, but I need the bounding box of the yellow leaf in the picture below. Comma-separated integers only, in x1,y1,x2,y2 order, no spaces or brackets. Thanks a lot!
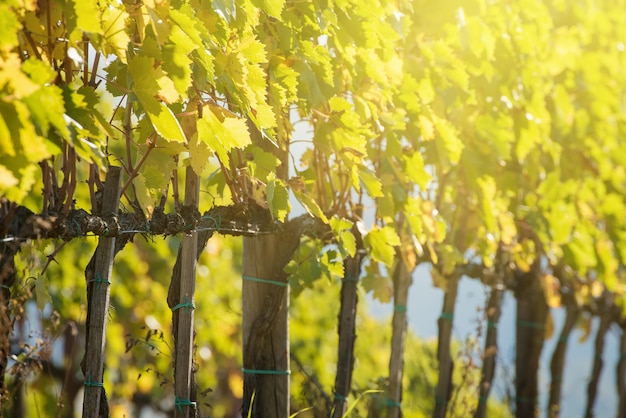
187,133,213,176
542,274,561,308
431,267,448,292
419,115,435,140
545,311,554,340
578,315,592,343
228,371,244,399
0,164,18,189
590,280,604,298
156,75,180,103
498,212,517,246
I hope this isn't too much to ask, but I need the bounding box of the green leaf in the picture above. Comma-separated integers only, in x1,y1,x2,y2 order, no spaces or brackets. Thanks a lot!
35,275,52,311
330,216,356,258
196,109,251,163
71,0,101,35
266,173,290,222
150,103,186,142
293,190,328,223
101,5,130,61
0,115,13,156
0,6,19,50
251,0,285,19
361,262,393,303
358,167,383,198
128,55,186,142
187,133,212,176
365,225,400,267
0,164,18,190
403,152,430,190
23,86,70,138
434,116,464,165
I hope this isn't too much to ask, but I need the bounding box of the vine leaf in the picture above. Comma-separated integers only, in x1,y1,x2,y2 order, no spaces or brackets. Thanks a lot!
357,167,383,198
365,225,400,267
292,190,328,223
266,173,290,222
251,0,285,19
330,216,356,258
197,109,251,164
35,275,52,311
128,55,186,142
187,133,213,176
361,262,392,303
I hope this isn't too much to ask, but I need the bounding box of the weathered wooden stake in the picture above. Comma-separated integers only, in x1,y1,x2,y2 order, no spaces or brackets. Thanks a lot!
617,326,626,418
242,234,289,417
82,166,122,418
173,166,200,418
514,273,548,418
475,284,504,418
386,258,411,418
584,313,611,418
332,255,363,417
433,273,460,418
547,300,578,418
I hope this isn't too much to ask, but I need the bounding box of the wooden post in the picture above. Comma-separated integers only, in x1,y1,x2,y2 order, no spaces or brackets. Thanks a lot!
584,313,611,418
386,258,411,418
475,284,504,418
514,273,548,418
433,274,459,418
547,300,578,418
617,326,626,418
82,166,122,418
0,227,18,408
332,255,363,417
173,166,200,418
241,234,289,417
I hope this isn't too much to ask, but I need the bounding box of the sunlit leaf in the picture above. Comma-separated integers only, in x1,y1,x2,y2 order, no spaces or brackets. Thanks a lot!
365,225,400,267
266,173,290,222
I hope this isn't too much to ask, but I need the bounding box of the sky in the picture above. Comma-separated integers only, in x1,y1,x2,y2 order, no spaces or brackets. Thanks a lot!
368,264,621,418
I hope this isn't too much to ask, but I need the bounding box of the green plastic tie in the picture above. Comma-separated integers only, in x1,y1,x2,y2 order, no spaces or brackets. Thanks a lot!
175,396,197,413
394,305,407,313
517,320,545,330
145,221,151,233
487,320,497,329
343,275,359,282
172,296,195,312
72,219,81,233
435,396,445,405
385,397,401,407
242,275,288,287
558,335,568,343
241,368,290,375
84,374,104,393
202,214,222,230
440,312,454,321
89,272,110,290
620,353,626,361
0,284,10,290
334,394,347,401
516,396,536,403
479,395,488,403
